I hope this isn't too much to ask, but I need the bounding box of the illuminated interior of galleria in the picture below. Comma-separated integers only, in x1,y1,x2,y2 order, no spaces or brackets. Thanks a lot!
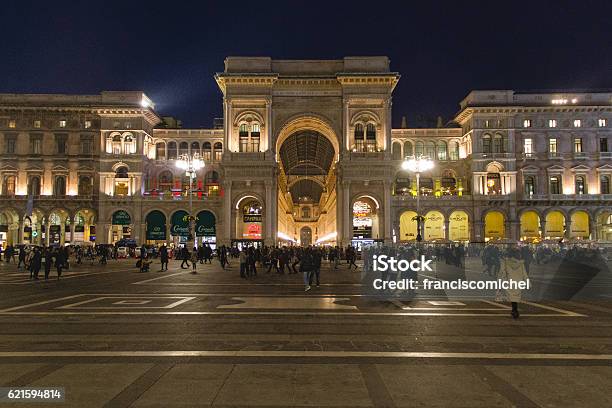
0,57,611,248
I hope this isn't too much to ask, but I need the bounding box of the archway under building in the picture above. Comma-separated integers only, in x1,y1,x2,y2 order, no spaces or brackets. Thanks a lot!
399,210,418,242
520,211,541,242
352,196,381,247
300,226,312,246
449,210,469,241
276,119,338,247
235,197,263,248
569,211,590,240
196,210,216,249
424,210,445,241
0,209,19,248
596,211,612,241
110,209,132,244
484,211,505,241
544,211,565,240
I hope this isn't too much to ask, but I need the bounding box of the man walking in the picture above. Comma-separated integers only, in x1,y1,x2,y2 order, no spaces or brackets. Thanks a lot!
159,244,169,271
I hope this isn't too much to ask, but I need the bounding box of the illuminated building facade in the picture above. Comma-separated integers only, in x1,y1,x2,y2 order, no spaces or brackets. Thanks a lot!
0,58,610,248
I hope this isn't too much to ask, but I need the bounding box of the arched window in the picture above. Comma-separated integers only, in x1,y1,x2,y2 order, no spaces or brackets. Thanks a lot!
394,171,411,196
115,166,128,178
437,141,447,161
123,134,136,154
575,175,586,194
354,124,364,140
2,175,15,196
179,142,189,156
403,141,413,157
205,171,219,184
239,124,249,138
415,141,424,156
425,141,435,158
167,142,177,160
493,134,502,153
524,176,536,196
158,170,173,192
251,124,260,137
190,141,200,155
419,177,434,196
482,135,491,153
112,135,122,155
205,170,220,197
392,142,402,160
203,142,212,160
450,141,460,160
214,142,223,161
156,142,166,160
28,176,41,196
53,176,66,196
601,175,610,194
78,176,91,196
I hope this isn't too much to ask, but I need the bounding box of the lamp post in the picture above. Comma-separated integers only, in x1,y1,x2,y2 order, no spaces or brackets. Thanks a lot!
401,155,434,242
176,153,205,249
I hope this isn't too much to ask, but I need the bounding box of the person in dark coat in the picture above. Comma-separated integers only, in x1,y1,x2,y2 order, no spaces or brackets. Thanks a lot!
180,246,190,269
55,249,65,279
159,244,169,271
43,248,52,280
300,249,314,292
30,248,42,280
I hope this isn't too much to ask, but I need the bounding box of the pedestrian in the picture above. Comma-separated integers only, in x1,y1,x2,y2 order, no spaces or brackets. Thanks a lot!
159,244,169,271
180,246,190,269
239,248,247,278
190,247,198,274
30,248,42,280
300,248,314,292
309,248,322,287
43,248,52,280
497,246,529,319
55,248,65,279
17,247,26,270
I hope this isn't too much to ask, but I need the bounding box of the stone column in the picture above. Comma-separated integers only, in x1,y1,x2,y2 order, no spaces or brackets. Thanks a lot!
18,217,24,244
223,181,232,246
383,181,392,243
342,181,351,246
69,222,75,244
539,219,546,239
444,218,450,240
265,180,273,246
564,220,572,239
473,221,483,243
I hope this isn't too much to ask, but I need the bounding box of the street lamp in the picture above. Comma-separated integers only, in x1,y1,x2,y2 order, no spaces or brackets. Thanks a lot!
176,153,205,249
401,155,434,242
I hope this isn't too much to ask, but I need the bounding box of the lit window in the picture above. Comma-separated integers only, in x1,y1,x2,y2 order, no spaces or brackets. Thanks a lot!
524,138,533,155
523,119,531,128
33,120,41,128
125,122,132,129
8,120,16,128
599,118,608,127
59,120,67,128
549,138,557,154
484,120,490,128
574,138,583,153
548,119,557,128
573,119,581,128
84,120,91,129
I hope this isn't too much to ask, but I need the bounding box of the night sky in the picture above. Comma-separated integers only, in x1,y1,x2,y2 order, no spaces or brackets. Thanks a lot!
2,1,611,128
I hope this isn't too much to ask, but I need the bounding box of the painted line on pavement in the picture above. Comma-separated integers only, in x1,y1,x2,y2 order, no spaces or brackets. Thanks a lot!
0,350,611,360
0,294,86,313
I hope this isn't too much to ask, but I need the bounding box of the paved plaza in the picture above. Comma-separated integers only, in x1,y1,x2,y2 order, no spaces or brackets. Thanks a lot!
1,257,612,407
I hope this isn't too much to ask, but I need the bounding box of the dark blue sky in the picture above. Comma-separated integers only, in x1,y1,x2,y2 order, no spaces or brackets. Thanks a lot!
1,0,610,128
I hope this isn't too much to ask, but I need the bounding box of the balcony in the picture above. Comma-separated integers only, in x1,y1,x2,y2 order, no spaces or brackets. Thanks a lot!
600,152,612,160
548,152,563,160
472,153,514,160
573,152,589,160
141,190,223,201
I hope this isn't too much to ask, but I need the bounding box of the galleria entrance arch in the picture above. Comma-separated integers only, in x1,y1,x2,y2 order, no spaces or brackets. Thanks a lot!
276,117,339,246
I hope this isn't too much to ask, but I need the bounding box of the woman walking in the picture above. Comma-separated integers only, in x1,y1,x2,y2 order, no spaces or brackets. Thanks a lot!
497,246,529,319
